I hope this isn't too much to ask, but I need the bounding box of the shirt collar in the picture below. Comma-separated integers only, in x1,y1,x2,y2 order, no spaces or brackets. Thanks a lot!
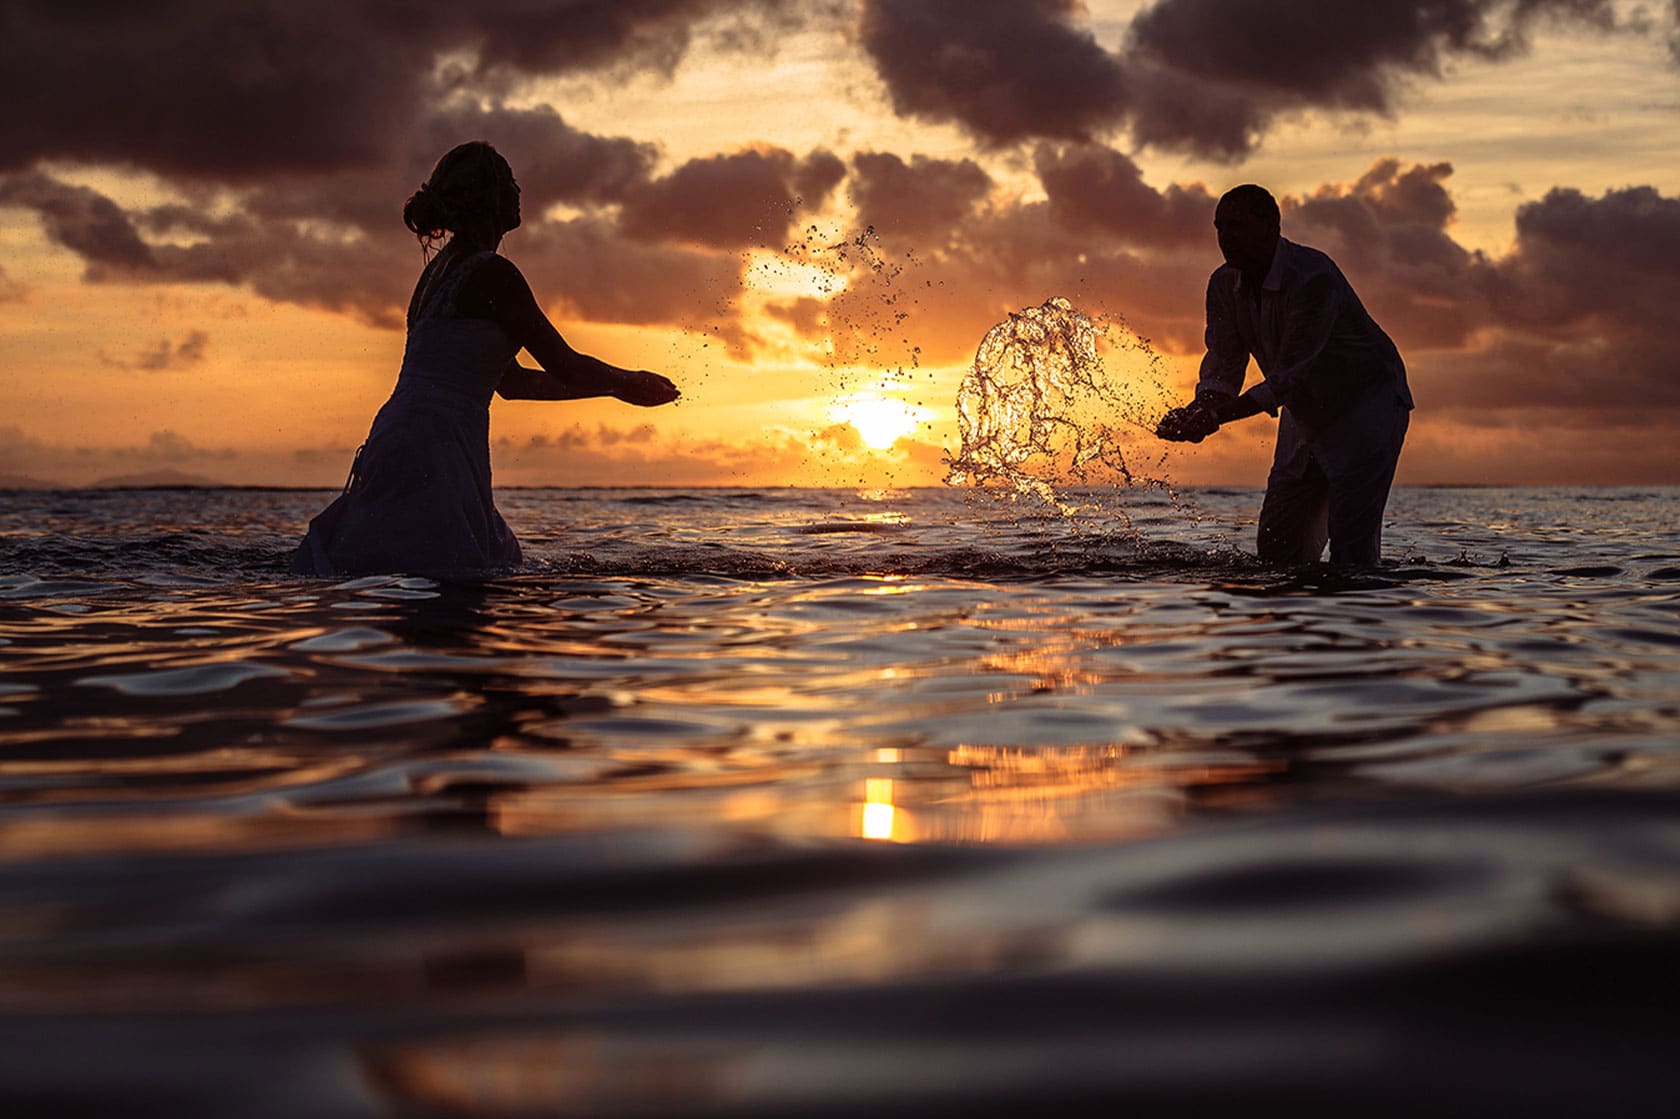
1234,237,1288,294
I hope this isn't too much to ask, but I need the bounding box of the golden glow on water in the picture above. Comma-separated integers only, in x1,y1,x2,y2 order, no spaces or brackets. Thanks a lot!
11,492,1654,868
3,462,1680,1119
366,1033,743,1115
858,578,923,595
949,743,1125,782
0,812,403,859
6,485,1678,1118
0,569,1319,857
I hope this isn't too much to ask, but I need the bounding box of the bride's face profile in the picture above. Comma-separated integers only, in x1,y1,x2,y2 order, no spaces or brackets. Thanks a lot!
496,172,521,236
467,153,520,243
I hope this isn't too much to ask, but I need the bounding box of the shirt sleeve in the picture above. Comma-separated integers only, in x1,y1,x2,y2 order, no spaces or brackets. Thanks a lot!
1195,270,1249,400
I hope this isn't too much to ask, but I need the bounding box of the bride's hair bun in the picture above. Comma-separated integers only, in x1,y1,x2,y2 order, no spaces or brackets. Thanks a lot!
403,182,452,240
402,141,510,244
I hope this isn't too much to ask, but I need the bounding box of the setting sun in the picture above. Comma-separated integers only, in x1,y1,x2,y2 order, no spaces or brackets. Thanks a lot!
829,392,927,450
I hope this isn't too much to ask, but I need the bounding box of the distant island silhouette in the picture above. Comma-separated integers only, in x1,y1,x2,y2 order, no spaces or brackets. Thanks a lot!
87,469,228,489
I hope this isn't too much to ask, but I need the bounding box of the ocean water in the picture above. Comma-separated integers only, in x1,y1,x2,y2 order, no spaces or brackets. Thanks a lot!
2,484,1678,1115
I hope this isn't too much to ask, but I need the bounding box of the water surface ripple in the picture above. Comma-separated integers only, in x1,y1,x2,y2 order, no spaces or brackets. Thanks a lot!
0,486,1677,1113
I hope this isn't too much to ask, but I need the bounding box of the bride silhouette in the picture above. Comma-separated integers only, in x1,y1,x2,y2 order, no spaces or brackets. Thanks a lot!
292,141,678,576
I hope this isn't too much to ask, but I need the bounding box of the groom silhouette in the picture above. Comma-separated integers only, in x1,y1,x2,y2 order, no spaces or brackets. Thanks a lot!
1157,185,1414,566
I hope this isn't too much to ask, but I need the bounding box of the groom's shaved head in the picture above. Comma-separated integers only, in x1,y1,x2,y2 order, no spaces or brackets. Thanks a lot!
1217,184,1279,229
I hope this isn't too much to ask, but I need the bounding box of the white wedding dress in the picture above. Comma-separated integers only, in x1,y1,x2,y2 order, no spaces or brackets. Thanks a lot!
292,250,523,576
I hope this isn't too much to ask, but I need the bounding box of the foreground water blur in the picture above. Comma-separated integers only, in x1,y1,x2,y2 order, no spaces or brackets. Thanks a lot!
1,486,1678,1114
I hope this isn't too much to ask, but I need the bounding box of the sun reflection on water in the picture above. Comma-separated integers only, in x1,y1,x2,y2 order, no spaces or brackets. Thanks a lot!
860,777,897,841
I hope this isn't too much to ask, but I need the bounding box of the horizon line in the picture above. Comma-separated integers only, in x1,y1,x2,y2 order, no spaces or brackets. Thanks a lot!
4,482,1678,493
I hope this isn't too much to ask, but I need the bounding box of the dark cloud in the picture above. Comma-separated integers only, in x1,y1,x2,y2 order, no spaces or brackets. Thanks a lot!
793,151,849,207
0,165,738,331
0,0,820,350
1123,0,1622,158
1185,163,1680,417
1034,142,1214,249
618,148,844,249
1489,184,1679,330
0,0,822,343
856,0,1631,159
516,216,745,325
1423,334,1679,415
1129,0,1608,104
857,0,1128,145
1117,64,1266,159
410,104,661,212
0,2,430,179
100,331,210,373
0,69,810,328
0,0,797,179
808,152,1216,366
465,0,804,81
0,6,725,328
227,241,414,329
1448,184,1680,410
0,172,158,276
0,174,411,325
849,152,992,242
224,103,663,237
1268,170,1680,417
1283,160,1488,349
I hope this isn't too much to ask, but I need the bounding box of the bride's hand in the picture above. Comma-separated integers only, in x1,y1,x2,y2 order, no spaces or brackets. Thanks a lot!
615,370,680,407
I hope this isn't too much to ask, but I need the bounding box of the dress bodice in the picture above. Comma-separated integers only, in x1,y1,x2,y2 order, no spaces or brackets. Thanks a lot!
395,249,521,406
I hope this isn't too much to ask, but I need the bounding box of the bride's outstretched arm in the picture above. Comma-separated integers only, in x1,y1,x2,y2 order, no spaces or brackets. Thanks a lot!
476,257,678,406
496,359,675,404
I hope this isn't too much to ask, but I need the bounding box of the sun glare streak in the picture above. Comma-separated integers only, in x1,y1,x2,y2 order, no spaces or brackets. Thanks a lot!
743,249,847,299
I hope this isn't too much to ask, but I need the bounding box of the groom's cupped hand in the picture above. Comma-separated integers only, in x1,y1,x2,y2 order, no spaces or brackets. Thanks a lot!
1155,401,1220,443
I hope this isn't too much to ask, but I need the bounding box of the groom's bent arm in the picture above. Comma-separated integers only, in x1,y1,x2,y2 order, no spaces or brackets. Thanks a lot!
1194,272,1274,426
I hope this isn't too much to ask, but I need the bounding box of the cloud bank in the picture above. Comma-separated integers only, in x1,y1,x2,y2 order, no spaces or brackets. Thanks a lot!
857,0,1632,159
1,0,1677,485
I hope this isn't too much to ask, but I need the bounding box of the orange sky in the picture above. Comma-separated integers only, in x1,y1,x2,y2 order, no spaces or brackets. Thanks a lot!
2,0,1678,488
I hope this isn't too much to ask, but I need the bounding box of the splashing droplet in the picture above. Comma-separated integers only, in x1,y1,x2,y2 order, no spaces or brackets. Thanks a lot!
944,298,1173,512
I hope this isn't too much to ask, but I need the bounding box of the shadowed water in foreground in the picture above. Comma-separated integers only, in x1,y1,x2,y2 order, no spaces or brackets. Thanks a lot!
1,486,1678,1113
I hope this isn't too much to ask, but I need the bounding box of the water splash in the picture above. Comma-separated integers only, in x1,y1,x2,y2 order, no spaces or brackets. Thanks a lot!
749,225,940,486
805,225,917,372
945,298,1175,513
